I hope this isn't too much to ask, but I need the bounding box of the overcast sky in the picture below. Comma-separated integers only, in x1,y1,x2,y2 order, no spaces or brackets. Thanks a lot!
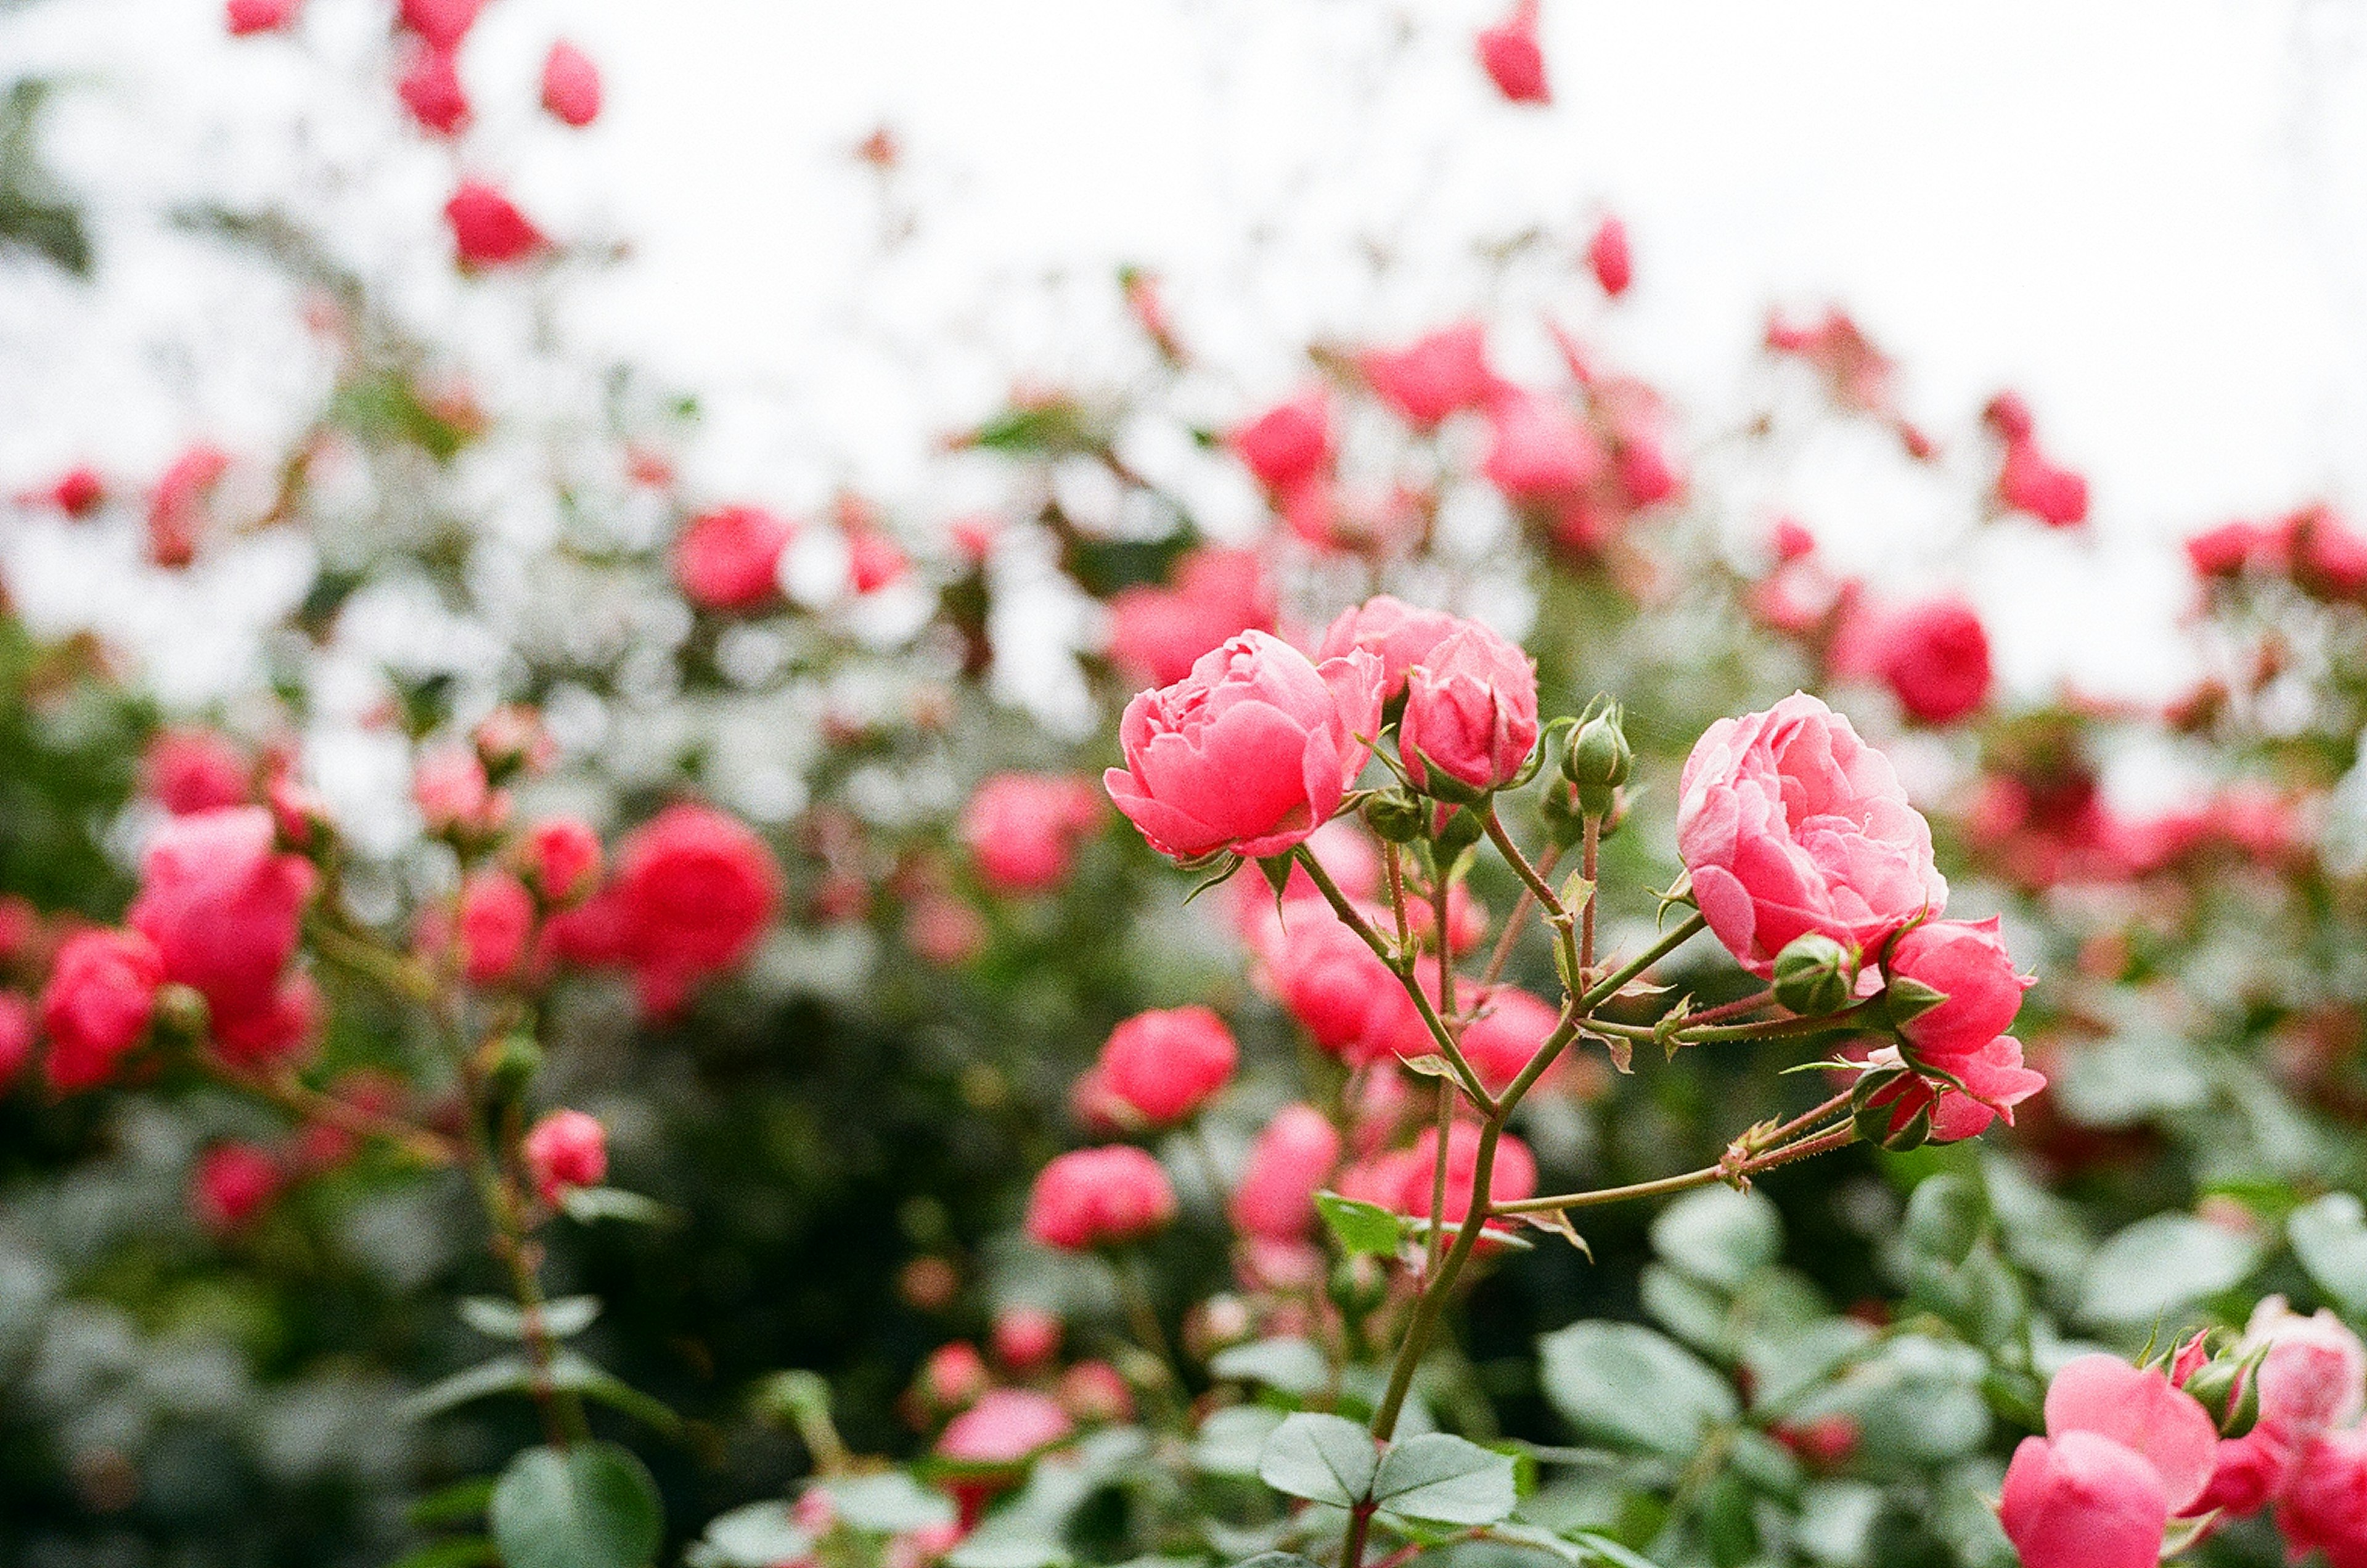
6,0,2367,707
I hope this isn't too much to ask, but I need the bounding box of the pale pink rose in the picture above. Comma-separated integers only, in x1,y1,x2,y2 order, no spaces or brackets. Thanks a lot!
1097,1006,1237,1124
1105,630,1384,862
1230,1103,1342,1241
1358,324,1495,428
541,41,602,128
1315,595,1462,700
1024,1146,1175,1251
414,747,508,837
1398,621,1540,795
938,1389,1074,1466
1230,388,1333,494
962,773,1103,895
2042,1355,2219,1513
1880,917,2032,1062
1677,693,1947,975
1998,1431,2172,1568
2277,1429,2367,1568
1481,390,1602,503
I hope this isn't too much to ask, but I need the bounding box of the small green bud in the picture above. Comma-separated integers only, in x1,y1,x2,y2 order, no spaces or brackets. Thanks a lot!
2182,1352,2263,1437
1563,700,1634,817
1883,974,1950,1026
1362,788,1427,844
486,1033,544,1095
1432,805,1484,861
1539,778,1587,849
151,982,211,1048
1772,933,1858,1016
1328,1253,1390,1319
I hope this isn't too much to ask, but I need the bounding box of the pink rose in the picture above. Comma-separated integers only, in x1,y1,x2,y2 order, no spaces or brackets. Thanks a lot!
145,728,251,815
1481,390,1602,503
1853,1036,2046,1143
47,466,105,517
541,41,602,128
1105,630,1384,862
2292,505,2367,602
1880,917,2032,1061
1105,545,1276,688
147,444,228,568
445,182,545,269
399,0,480,51
398,45,468,136
674,504,792,611
1097,1005,1237,1124
457,872,535,985
938,1389,1074,1467
1358,324,1495,428
1230,1103,1342,1241
962,773,1103,894
0,993,31,1087
1677,693,1948,976
210,973,321,1068
2043,1355,2220,1511
1871,596,1992,725
611,803,781,998
1315,595,1461,700
846,527,910,595
1459,987,1562,1094
1230,388,1333,494
1272,917,1428,1066
524,1109,607,1203
414,747,507,838
1398,621,1540,795
521,815,603,904
226,0,299,35
1391,1122,1537,1225
192,1142,284,1235
919,1341,989,1410
1998,435,2088,528
1588,216,1632,296
40,929,162,1092
1058,1363,1133,1426
1024,1146,1176,1251
991,1309,1061,1374
2187,518,2281,580
1476,0,1549,104
2278,1430,2367,1568
128,807,316,1035
1999,1431,2174,1568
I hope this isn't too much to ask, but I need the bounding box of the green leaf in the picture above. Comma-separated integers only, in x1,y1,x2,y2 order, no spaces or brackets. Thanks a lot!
398,1355,537,1421
1316,1191,1407,1258
1370,1433,1516,1525
820,1472,960,1534
488,1443,663,1568
385,1540,499,1568
1650,1188,1782,1289
1901,1174,1989,1268
2077,1214,2265,1325
2289,1193,2367,1317
1257,1411,1379,1508
697,1501,814,1567
1209,1337,1330,1397
408,1476,497,1528
550,1352,684,1436
459,1295,602,1341
559,1187,671,1225
1195,1405,1285,1476
1537,1322,1738,1456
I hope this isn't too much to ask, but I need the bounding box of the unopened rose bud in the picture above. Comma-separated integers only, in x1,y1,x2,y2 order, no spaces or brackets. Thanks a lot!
1563,699,1632,816
522,1108,605,1203
1362,788,1426,843
1772,933,1857,1016
2181,1354,2263,1438
1881,974,1950,1027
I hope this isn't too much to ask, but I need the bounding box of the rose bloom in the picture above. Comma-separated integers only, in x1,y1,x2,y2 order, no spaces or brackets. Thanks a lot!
1230,1103,1342,1241
674,504,792,612
40,929,163,1091
991,1308,1062,1374
1860,595,1992,725
609,802,782,1005
2000,1355,2218,1568
1588,216,1632,296
1851,1037,2046,1143
1997,435,2089,528
1024,1145,1176,1251
2291,504,2367,602
445,181,545,268
541,41,602,127
521,815,603,904
457,872,536,984
1386,1122,1538,1225
47,465,105,516
1105,630,1384,862
1272,915,1429,1066
1316,595,1462,700
1358,323,1495,428
1481,390,1602,503
397,45,468,135
1397,621,1540,795
2194,1295,2367,1516
226,0,300,35
1105,545,1276,689
2186,517,2285,580
192,1142,285,1235
962,772,1103,895
523,1109,608,1203
1459,987,1563,1095
1096,1005,1237,1124
938,1389,1075,1467
1880,917,2032,1061
1476,0,1548,104
400,0,480,51
0,992,32,1086
128,806,316,1033
147,444,229,568
1230,388,1333,494
414,746,508,837
1677,693,1948,976
145,727,251,815
2278,1429,2367,1568
211,972,321,1068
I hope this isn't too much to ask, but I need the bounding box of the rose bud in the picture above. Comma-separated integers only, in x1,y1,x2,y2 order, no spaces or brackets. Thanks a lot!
1476,0,1549,104
961,772,1103,896
1023,1146,1176,1251
1393,1122,1538,1227
398,45,469,136
399,0,480,51
520,815,603,905
1096,1005,1237,1125
454,872,535,985
414,747,508,839
145,727,251,815
128,807,316,1042
147,444,228,568
225,0,298,33
918,1341,989,1410
1398,621,1540,798
1057,1362,1134,1425
674,503,794,613
192,1142,284,1235
46,466,105,516
1357,323,1495,429
990,1309,1061,1375
523,1109,608,1204
1872,595,1993,725
444,182,546,269
541,41,602,128
1229,1103,1343,1241
1879,917,2030,1061
1316,595,1462,701
1772,933,1857,1017
1104,631,1384,864
39,929,163,1092
1587,215,1632,297
1229,388,1333,494
1562,698,1632,817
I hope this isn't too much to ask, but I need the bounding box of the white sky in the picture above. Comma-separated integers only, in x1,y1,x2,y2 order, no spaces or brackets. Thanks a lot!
6,0,2367,708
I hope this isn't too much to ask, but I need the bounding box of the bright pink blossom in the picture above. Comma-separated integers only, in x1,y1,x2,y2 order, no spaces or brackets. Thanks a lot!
445,182,544,268
1881,917,2032,1061
1105,630,1384,862
128,807,315,1036
1678,694,1947,976
1230,388,1333,494
610,803,781,1007
1230,1103,1342,1241
192,1142,284,1234
1024,1145,1177,1251
145,728,251,815
39,930,162,1092
397,46,468,136
1998,436,2089,528
1105,546,1277,688
1097,1006,1237,1125
147,444,228,568
1853,1036,2046,1142
1315,595,1462,700
399,0,480,51
541,41,602,127
1476,0,1549,104
47,467,105,516
1398,621,1539,794
991,1309,1061,1374
1588,216,1632,296
963,774,1102,894
1272,916,1428,1066
1358,324,1495,428
1459,987,1561,1094
1391,1122,1537,1225
1999,1429,2173,1568
226,0,299,35
674,504,792,611
0,992,31,1086
938,1389,1075,1466
457,872,535,985
2279,1429,2367,1568
1871,596,1992,725
524,1109,607,1203
1481,390,1602,504
521,815,603,904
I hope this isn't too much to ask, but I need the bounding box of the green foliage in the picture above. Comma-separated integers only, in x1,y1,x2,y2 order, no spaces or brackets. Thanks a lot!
488,1443,664,1568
